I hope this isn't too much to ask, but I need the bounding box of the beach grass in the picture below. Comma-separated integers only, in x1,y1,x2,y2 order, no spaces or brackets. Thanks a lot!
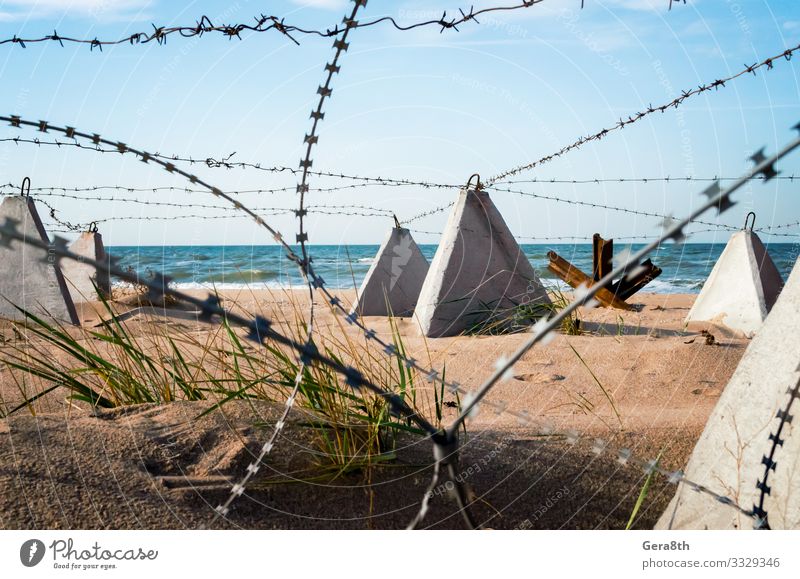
0,288,444,477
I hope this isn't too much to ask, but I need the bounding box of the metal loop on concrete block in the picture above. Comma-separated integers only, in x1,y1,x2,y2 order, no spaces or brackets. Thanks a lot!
745,211,756,231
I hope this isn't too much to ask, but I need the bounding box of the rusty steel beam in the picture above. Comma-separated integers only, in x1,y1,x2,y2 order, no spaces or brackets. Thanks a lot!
547,250,633,311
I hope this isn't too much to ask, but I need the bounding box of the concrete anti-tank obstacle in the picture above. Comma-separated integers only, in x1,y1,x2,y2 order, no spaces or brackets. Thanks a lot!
656,255,800,530
0,193,79,324
685,216,783,337
415,180,551,337
351,223,429,317
61,224,112,302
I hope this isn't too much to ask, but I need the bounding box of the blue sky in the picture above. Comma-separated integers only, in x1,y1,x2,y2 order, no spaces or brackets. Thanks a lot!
0,0,799,246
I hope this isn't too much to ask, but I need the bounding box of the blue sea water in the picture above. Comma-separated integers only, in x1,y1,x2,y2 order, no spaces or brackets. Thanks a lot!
107,242,800,294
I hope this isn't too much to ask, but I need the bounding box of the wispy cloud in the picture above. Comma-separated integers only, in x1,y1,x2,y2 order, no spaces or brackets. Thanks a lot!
0,0,154,22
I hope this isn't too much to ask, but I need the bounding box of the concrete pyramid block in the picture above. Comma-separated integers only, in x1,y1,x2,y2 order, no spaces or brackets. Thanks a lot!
657,256,800,529
0,196,79,324
415,187,551,337
62,230,112,302
351,226,429,317
685,230,783,337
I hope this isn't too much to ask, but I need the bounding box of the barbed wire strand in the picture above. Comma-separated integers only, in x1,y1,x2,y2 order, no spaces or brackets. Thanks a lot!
0,1,553,50
0,138,460,190
2,112,773,526
487,42,800,185
0,112,421,523
224,0,371,525
413,128,800,530
0,190,764,529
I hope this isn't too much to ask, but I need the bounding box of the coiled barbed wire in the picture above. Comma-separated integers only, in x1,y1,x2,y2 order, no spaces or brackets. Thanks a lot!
487,42,800,185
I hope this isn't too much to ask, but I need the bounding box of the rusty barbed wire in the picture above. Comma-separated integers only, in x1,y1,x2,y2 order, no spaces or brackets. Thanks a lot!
487,42,800,185
0,1,555,51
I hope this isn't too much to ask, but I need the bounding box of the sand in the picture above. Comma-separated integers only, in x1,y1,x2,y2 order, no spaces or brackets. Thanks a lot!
0,290,748,529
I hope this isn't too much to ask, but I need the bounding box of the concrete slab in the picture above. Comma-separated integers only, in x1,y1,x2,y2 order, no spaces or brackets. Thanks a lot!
656,256,800,530
351,226,429,317
415,187,551,337
0,196,79,324
685,230,783,337
62,230,111,302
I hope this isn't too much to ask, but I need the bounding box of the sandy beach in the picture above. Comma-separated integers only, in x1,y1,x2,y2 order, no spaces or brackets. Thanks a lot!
0,290,748,529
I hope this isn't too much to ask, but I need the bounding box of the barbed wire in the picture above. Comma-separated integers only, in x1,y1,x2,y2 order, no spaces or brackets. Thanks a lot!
487,42,800,185
0,138,460,191
0,1,557,50
220,0,370,523
0,112,401,524
344,130,800,529
17,189,395,217
404,183,800,238
6,114,782,528
39,210,391,225
405,226,800,242
494,175,800,185
409,129,800,530
404,185,740,231
34,197,85,232
0,205,764,529
0,218,440,461
753,373,800,528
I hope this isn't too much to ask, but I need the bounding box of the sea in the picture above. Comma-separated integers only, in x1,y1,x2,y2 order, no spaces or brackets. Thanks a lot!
107,242,800,294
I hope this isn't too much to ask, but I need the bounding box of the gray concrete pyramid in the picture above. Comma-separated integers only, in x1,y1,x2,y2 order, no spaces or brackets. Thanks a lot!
351,225,429,317
62,229,112,302
415,187,551,337
657,256,800,529
0,196,78,324
686,230,783,337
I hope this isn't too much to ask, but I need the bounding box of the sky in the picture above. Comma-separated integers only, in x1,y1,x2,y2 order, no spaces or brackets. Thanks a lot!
0,0,799,247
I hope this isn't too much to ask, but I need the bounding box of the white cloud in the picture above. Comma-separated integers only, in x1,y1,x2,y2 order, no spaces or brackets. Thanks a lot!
0,0,154,22
291,0,347,10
